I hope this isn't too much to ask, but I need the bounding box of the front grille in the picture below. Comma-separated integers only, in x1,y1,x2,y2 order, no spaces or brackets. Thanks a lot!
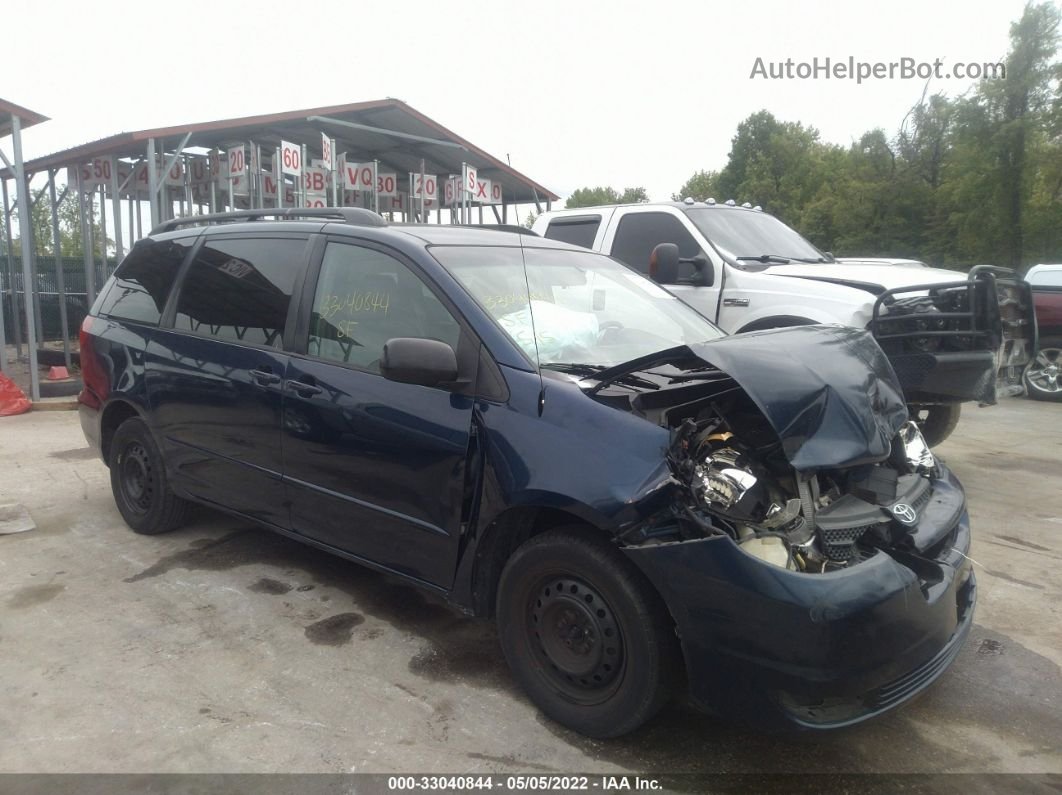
821,523,882,562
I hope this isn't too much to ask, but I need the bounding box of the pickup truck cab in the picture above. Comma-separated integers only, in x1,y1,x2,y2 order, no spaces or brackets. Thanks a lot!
1024,263,1062,401
533,201,1036,445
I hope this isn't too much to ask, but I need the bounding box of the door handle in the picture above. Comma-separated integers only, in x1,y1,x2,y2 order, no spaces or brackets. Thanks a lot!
285,379,322,397
249,368,281,385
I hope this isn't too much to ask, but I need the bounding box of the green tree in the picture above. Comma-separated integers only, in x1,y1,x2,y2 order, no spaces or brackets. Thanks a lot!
672,170,720,201
564,186,648,208
8,183,109,257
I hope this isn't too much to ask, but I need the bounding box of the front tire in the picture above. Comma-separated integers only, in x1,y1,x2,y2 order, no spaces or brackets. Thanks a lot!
910,403,962,447
496,528,680,738
109,417,190,534
1024,343,1062,402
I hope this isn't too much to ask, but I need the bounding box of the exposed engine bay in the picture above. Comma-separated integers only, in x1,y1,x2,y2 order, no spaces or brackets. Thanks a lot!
664,411,939,573
581,326,952,574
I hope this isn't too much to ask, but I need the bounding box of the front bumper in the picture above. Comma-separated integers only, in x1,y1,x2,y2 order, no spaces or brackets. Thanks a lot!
624,466,975,730
889,350,996,404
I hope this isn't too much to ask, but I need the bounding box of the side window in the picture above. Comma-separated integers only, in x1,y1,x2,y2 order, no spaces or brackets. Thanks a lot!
544,216,600,249
94,238,191,325
308,243,461,373
174,237,305,347
1032,269,1062,288
610,212,702,275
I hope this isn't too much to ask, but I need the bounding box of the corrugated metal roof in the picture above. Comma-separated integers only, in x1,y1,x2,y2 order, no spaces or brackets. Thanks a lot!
4,98,557,203
0,98,49,138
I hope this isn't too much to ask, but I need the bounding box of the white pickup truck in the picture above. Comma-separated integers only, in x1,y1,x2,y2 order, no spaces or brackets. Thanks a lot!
533,201,1036,445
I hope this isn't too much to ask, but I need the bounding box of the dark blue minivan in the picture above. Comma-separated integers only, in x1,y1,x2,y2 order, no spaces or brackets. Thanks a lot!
79,208,975,737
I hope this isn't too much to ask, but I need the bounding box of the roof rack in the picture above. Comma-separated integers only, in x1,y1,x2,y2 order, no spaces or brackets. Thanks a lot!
150,207,387,235
449,223,540,236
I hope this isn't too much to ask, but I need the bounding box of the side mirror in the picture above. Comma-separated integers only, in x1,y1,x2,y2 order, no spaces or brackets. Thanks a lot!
649,243,680,284
381,338,458,387
690,255,715,287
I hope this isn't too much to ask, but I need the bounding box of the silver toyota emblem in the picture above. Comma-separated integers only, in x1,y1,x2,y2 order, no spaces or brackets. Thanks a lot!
891,503,918,525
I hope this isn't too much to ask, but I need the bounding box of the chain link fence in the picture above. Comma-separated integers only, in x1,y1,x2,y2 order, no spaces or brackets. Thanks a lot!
1,256,115,342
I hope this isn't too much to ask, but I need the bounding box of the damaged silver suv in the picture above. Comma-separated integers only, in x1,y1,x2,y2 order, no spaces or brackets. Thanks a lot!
80,215,975,738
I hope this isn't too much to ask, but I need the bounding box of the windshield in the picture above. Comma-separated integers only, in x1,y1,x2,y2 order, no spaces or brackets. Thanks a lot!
431,245,725,368
684,208,827,264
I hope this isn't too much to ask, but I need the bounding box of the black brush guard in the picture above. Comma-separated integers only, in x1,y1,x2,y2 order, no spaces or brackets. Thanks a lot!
870,265,1037,405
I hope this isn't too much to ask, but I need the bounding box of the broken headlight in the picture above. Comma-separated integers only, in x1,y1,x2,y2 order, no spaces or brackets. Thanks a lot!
897,420,936,473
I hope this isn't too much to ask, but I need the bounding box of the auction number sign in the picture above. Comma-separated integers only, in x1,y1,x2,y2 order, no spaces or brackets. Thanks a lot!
303,166,328,196
342,161,377,192
227,146,246,177
410,173,438,201
280,140,301,176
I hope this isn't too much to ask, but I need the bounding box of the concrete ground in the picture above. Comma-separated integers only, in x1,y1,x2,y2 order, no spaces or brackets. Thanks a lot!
0,399,1059,775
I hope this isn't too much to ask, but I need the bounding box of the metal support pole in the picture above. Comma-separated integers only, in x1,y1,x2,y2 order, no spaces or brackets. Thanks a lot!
183,154,193,218
275,147,283,210
11,115,40,400
146,138,160,229
77,168,96,308
98,183,109,277
0,186,5,372
48,171,71,371
300,144,308,208
30,185,44,345
110,156,124,265
2,178,23,357
420,158,426,224
373,160,379,213
330,143,338,208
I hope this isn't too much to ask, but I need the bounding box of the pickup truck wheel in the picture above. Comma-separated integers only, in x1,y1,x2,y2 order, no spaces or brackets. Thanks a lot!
1024,345,1062,402
496,528,681,738
911,403,962,447
109,418,190,535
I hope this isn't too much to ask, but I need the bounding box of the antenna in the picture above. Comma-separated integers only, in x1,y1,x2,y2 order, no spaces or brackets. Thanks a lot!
516,229,546,415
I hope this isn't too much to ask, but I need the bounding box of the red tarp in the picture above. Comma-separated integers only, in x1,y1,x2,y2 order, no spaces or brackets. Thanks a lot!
0,373,31,416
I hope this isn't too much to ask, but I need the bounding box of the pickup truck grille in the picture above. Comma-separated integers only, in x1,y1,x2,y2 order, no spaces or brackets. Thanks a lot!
870,266,1036,402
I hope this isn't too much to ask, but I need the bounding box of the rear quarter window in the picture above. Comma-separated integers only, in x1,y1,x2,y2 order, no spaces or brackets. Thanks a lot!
544,216,601,249
93,238,192,325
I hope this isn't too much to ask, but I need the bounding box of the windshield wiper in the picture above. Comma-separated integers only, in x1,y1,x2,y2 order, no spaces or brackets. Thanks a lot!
736,254,791,264
542,362,660,391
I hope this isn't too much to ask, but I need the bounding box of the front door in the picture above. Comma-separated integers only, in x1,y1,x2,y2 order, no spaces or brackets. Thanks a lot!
281,240,475,587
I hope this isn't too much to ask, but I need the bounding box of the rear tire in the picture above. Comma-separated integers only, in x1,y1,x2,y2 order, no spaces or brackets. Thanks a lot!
1024,343,1062,402
109,417,190,535
496,527,681,738
911,403,962,447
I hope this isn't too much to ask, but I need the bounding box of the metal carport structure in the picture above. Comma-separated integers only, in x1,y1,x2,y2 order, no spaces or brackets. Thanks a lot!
0,98,558,402
0,98,49,399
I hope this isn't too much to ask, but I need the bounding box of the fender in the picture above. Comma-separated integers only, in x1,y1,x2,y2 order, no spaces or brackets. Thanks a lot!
735,314,821,334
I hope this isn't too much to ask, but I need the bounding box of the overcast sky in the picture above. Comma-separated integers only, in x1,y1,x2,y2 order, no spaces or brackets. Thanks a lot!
6,0,1037,206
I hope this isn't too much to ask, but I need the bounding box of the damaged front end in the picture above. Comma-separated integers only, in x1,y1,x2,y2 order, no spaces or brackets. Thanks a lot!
583,326,975,728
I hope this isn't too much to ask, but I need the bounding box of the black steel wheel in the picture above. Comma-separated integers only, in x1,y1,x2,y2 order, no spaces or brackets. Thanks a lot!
528,573,626,705
497,527,681,738
109,417,190,535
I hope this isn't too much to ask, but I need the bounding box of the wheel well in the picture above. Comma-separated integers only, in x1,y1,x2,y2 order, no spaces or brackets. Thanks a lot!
470,507,611,618
100,401,140,464
735,315,817,334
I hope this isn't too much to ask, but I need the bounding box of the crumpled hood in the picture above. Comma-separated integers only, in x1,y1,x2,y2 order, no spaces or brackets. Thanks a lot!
688,325,909,470
765,262,967,293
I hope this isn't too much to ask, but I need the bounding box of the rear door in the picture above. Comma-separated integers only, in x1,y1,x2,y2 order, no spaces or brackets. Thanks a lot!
281,238,476,587
147,233,309,526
